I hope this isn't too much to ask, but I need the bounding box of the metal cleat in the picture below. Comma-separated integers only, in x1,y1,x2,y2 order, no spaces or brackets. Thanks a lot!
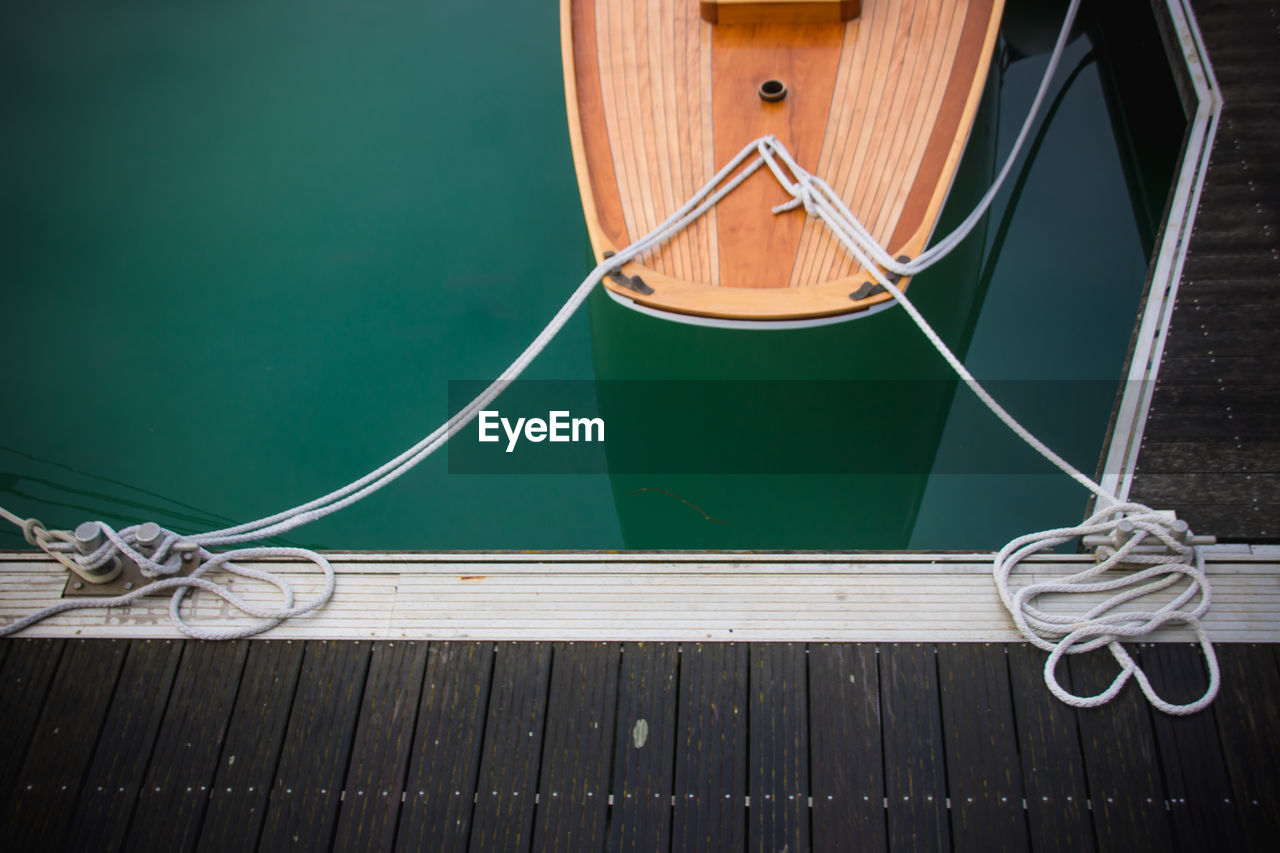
1081,511,1216,561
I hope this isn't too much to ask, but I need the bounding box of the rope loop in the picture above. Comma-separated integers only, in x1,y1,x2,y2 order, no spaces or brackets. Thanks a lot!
21,516,44,547
994,503,1219,715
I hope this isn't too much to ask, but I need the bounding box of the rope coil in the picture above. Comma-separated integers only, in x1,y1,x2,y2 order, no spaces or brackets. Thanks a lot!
994,504,1217,715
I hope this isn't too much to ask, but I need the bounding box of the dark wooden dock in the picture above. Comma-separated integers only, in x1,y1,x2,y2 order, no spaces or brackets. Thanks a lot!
1,638,1277,852
1130,0,1280,540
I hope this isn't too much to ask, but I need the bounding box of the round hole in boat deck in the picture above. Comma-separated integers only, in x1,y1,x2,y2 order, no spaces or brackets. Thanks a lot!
758,79,786,102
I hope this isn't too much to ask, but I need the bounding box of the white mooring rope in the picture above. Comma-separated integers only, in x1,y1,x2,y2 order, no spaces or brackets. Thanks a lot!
0,0,1219,714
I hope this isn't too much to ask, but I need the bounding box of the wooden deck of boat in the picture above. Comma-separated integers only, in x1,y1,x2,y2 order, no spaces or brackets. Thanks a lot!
0,637,1276,852
565,0,1003,320
1127,0,1280,543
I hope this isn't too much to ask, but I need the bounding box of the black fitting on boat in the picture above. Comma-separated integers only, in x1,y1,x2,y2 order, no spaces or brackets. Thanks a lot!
883,254,912,285
603,252,655,295
759,79,787,102
849,281,885,301
851,256,911,300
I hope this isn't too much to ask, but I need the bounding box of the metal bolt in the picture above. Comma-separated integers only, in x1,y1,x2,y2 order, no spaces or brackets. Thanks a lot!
123,582,134,591
72,582,83,590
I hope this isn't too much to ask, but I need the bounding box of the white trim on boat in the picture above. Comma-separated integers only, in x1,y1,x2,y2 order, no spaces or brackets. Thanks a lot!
604,286,898,329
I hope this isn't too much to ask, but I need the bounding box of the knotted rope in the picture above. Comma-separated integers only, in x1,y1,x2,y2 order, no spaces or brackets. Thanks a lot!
1,504,333,641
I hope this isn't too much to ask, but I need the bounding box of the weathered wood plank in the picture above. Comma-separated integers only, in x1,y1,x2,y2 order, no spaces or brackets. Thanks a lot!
1130,473,1280,503
1006,644,1094,853
809,643,886,852
468,641,552,853
1173,277,1280,308
1153,355,1280,385
197,640,306,853
607,642,678,853
1138,643,1244,850
1178,249,1280,289
1191,176,1280,218
333,641,428,853
1158,321,1280,360
532,641,620,852
1,639,127,851
397,641,493,853
1143,380,1280,413
937,643,1028,852
1212,643,1280,852
64,639,184,853
880,643,949,851
672,642,748,853
125,641,249,853
748,642,809,853
1137,439,1280,474
1069,648,1174,851
258,640,371,851
0,638,65,805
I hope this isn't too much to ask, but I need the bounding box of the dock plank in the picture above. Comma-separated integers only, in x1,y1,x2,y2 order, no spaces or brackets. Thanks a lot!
880,643,949,851
607,642,678,853
748,642,809,853
1212,643,1280,852
1069,648,1173,852
64,639,184,853
124,641,248,853
258,640,371,851
672,642,747,853
198,640,306,853
0,638,65,806
809,643,886,852
1006,644,1094,853
1138,643,1244,850
468,641,552,853
333,641,428,853
937,643,1027,852
532,641,619,852
397,641,493,853
1,639,126,851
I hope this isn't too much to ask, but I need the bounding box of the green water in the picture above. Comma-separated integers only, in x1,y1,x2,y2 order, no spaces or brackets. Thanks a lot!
0,0,1184,551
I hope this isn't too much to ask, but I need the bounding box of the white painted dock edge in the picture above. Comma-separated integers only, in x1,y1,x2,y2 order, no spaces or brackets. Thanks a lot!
2,550,1277,643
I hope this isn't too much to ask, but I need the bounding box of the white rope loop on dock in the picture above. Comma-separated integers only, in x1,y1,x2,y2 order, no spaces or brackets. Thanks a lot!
993,504,1218,715
0,0,1220,711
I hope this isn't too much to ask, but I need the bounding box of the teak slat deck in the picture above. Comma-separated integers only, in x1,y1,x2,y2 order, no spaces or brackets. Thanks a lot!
563,0,1004,321
2,638,1276,852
